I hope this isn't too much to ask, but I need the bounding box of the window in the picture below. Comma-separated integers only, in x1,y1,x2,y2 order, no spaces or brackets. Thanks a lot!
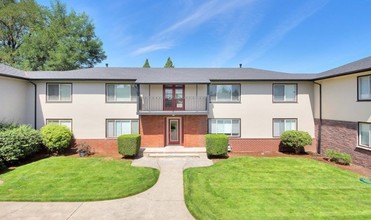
106,84,137,102
273,84,297,102
209,84,240,102
209,119,240,137
47,83,72,102
359,122,371,148
273,118,297,137
358,75,371,100
46,119,72,130
106,119,139,138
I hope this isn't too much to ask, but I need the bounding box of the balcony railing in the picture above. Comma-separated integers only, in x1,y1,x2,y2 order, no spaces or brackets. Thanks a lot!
138,96,208,114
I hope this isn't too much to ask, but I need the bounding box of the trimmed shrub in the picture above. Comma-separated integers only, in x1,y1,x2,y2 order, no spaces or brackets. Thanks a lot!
0,125,42,163
0,121,18,132
326,149,352,165
280,130,312,154
205,134,228,156
118,134,141,157
40,124,73,154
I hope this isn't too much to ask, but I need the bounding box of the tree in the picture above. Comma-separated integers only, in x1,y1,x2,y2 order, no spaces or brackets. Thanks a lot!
0,0,106,70
143,58,150,68
164,57,174,68
0,0,43,66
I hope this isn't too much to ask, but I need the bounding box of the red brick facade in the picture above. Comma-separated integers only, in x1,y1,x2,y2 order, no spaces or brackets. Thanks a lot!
140,115,207,147
229,138,316,152
74,139,118,154
315,119,371,169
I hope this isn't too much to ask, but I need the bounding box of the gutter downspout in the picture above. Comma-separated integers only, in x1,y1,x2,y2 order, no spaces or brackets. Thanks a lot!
314,82,322,154
28,80,37,129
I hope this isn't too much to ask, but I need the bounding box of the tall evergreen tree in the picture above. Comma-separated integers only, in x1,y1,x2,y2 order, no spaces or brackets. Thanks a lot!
164,57,174,68
143,58,150,68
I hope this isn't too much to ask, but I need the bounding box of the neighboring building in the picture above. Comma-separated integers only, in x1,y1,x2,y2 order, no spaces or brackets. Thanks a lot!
0,57,370,168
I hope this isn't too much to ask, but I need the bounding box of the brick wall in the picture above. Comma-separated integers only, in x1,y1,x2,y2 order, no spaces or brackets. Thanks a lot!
316,119,371,169
183,115,207,147
140,115,165,147
74,139,118,154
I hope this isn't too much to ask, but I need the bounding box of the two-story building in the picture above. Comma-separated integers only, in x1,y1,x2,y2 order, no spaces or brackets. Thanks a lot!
0,56,370,168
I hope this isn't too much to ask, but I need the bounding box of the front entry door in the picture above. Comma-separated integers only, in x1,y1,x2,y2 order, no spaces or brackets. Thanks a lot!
168,119,180,145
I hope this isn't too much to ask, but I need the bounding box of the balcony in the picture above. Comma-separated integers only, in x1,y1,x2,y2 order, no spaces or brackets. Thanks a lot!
138,96,209,115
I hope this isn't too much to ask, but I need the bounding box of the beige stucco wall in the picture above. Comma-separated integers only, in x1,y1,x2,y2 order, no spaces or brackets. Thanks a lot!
315,71,371,122
36,81,138,138
0,76,34,126
209,81,315,138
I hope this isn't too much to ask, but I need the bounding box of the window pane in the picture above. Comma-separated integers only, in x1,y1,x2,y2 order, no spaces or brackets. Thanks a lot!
273,85,285,101
131,85,137,102
48,84,59,101
122,121,131,134
359,76,371,100
273,119,284,136
116,121,122,136
116,85,130,101
231,85,240,101
47,120,59,124
285,85,296,101
285,119,297,131
60,84,71,101
232,119,240,136
107,85,115,101
131,120,139,134
210,119,217,133
60,120,72,130
209,85,216,102
107,120,114,137
223,119,232,134
360,123,370,146
216,85,232,101
217,120,224,133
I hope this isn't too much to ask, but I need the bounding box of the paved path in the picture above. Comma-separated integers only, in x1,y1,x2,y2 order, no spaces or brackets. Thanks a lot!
0,156,213,220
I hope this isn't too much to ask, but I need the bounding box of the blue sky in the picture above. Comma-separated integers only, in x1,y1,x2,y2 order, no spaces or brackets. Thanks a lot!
36,0,371,73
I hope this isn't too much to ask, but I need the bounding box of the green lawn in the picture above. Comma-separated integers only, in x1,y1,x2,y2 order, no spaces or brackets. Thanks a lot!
0,156,159,201
184,157,371,219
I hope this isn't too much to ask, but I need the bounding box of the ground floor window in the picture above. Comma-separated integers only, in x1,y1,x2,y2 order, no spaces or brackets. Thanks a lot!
46,119,72,130
209,119,240,137
359,122,371,148
106,119,139,138
273,118,297,137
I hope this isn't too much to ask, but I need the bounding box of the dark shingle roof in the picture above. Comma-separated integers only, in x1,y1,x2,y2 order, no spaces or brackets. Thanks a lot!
316,56,371,80
1,56,371,82
0,64,27,79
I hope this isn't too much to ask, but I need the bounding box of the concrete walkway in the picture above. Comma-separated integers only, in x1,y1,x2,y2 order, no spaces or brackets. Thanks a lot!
0,156,213,220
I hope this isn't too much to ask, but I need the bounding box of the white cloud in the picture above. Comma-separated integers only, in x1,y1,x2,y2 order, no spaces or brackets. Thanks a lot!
131,43,174,56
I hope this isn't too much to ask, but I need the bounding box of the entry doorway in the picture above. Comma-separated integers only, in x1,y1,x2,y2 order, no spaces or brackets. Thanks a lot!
167,117,182,145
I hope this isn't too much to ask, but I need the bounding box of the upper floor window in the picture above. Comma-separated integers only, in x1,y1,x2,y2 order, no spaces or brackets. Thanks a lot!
47,83,72,102
106,119,139,138
358,75,371,101
46,119,72,131
359,122,371,149
273,84,297,102
209,119,240,137
106,84,137,102
209,84,240,102
273,118,297,137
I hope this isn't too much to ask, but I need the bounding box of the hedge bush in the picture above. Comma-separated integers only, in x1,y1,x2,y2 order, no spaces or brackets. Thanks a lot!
40,123,73,154
326,149,352,165
205,134,229,156
280,130,312,154
0,121,18,132
0,125,42,163
118,134,141,157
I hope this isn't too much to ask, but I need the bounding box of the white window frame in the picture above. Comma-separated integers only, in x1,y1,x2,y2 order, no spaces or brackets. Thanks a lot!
273,118,297,137
272,83,297,102
106,84,136,102
46,83,72,102
358,75,371,101
210,84,240,102
106,119,139,138
209,119,240,137
46,119,72,131
358,122,371,149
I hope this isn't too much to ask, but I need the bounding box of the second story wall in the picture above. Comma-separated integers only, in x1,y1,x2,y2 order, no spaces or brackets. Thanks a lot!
315,71,371,122
209,81,315,138
36,81,138,138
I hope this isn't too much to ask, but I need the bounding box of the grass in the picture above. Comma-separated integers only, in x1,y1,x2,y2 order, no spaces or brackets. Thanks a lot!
0,156,159,201
184,157,371,219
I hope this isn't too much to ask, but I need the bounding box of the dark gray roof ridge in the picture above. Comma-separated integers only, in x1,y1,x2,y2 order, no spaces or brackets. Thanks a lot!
0,63,27,79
